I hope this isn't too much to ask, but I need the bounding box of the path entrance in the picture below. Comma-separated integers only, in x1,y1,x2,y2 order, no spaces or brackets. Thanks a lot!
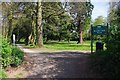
7,44,103,78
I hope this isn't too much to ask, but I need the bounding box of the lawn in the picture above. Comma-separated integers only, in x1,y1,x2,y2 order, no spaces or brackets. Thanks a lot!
44,40,97,51
19,40,106,51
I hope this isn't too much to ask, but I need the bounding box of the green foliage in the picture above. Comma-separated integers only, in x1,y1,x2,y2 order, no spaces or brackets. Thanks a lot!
0,69,7,78
91,6,120,78
1,38,12,67
1,37,24,68
11,47,24,66
68,2,93,42
42,2,72,42
2,2,94,45
106,6,120,78
93,16,106,26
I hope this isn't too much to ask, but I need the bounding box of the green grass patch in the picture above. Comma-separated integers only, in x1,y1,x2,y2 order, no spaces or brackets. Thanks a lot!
44,40,97,51
21,40,106,51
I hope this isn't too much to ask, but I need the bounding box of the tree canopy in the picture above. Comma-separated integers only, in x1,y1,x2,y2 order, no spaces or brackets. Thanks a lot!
1,1,94,46
93,16,106,26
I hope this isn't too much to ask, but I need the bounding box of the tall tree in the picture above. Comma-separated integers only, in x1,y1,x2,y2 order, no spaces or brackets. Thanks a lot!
2,2,15,42
36,1,43,47
68,1,93,43
42,2,71,42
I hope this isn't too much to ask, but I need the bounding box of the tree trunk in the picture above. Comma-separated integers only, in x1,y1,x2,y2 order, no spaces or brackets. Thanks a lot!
7,9,13,43
59,34,61,42
78,19,83,44
36,1,43,47
8,18,12,43
2,19,5,37
79,30,83,44
31,14,36,46
1,3,5,38
45,35,49,43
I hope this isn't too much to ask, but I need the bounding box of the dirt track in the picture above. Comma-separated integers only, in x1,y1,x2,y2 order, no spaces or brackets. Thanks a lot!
22,52,102,78
7,45,103,78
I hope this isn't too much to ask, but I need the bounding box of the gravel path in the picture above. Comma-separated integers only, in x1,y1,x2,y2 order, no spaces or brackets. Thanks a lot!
25,52,101,78
7,44,103,78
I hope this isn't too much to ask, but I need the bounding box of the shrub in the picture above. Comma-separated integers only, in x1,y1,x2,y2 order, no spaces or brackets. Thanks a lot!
1,37,24,68
91,44,120,78
11,47,24,66
1,38,12,68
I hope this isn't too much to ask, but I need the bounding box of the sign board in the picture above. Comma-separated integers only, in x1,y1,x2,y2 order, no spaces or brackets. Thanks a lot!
92,25,107,35
91,24,108,53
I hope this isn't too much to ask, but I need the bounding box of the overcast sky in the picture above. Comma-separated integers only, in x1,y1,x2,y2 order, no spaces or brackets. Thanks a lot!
91,0,109,20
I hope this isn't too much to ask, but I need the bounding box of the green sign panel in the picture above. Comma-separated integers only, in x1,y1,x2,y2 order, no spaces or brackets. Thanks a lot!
91,24,108,53
92,25,107,35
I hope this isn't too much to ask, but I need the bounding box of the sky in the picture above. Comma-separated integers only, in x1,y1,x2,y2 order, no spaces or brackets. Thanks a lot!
91,0,109,20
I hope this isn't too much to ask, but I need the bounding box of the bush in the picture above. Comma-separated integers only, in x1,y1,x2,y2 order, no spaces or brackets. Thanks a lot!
11,47,24,66
91,49,120,78
1,38,12,68
1,37,24,68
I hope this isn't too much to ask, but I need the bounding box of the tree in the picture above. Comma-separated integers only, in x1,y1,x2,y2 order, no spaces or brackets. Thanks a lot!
93,16,106,26
2,2,70,45
2,2,20,42
42,2,72,42
68,1,93,44
1,1,93,46
36,1,43,47
107,2,120,52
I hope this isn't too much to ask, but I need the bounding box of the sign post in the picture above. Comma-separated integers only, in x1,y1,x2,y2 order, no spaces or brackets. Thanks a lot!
13,34,15,46
91,25,93,53
91,24,108,53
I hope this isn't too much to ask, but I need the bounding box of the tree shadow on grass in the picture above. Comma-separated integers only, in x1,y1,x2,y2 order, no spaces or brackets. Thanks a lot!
68,44,90,47
44,41,78,45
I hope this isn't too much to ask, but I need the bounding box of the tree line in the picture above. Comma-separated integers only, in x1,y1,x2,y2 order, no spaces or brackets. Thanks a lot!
1,1,94,47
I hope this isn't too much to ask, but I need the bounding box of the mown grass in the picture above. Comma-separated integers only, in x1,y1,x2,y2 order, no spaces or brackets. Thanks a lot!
20,40,106,51
44,40,98,51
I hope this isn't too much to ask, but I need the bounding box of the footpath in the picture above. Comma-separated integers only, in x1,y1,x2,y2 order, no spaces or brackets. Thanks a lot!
7,44,103,78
